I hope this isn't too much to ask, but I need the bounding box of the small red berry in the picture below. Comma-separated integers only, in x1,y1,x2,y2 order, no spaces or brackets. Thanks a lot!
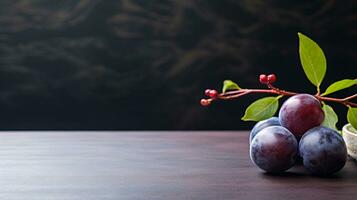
200,99,211,106
259,74,268,84
205,89,211,96
267,74,276,83
208,90,218,98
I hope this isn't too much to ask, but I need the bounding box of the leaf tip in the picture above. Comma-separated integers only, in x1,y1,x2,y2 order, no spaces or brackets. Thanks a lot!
297,32,305,38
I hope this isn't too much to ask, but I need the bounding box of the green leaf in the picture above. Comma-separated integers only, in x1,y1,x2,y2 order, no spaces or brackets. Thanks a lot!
322,102,338,131
347,106,357,130
222,80,241,93
241,96,281,121
321,79,357,96
298,32,327,92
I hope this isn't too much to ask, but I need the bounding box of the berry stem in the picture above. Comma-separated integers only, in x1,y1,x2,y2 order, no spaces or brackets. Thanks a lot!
209,86,357,107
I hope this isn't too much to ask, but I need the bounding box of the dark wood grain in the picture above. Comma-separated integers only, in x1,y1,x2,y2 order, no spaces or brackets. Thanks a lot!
0,131,356,200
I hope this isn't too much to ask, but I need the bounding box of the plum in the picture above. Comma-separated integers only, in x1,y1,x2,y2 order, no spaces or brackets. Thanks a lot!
250,126,298,173
299,126,347,176
249,117,281,143
279,94,324,138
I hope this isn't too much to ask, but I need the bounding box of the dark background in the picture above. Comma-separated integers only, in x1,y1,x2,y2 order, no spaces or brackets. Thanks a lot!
0,0,355,130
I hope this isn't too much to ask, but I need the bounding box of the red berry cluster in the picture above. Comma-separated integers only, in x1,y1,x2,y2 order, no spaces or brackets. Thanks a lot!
200,89,219,106
205,89,218,98
259,74,276,84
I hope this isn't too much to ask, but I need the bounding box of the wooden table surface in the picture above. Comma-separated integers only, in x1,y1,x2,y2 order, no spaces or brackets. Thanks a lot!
0,131,356,200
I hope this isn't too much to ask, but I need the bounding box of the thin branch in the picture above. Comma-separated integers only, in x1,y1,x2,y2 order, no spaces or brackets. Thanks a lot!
343,94,357,101
205,85,357,107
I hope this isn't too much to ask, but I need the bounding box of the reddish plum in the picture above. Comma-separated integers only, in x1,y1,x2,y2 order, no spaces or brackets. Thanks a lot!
279,94,324,138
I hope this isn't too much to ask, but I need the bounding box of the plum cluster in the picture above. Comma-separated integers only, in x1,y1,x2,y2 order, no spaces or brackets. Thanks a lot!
250,94,347,176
